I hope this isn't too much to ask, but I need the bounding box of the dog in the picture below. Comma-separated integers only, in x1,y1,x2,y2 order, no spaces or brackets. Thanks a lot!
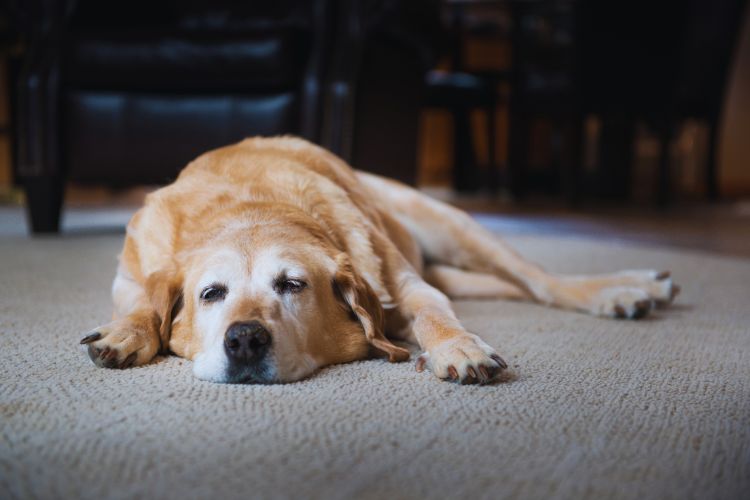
80,136,679,384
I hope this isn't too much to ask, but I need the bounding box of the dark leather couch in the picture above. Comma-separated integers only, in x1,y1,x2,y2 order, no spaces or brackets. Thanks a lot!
12,0,442,232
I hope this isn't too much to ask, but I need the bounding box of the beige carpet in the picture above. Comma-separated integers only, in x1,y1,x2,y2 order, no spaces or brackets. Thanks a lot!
1,232,749,499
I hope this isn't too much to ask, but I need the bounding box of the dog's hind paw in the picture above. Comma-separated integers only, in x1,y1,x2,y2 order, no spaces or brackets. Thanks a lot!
594,270,681,319
592,286,654,319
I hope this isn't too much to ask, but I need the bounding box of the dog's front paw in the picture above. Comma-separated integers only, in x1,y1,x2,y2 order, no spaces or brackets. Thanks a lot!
416,334,507,384
79,318,158,369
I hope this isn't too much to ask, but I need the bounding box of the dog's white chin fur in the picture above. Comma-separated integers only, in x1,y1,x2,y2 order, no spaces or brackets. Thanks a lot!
192,343,229,382
191,338,320,384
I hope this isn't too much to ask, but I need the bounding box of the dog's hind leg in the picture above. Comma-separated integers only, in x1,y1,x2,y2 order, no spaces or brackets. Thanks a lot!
358,172,679,319
423,264,528,301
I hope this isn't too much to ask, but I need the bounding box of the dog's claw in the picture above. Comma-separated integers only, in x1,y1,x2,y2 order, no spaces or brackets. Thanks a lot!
121,352,137,369
478,365,490,383
656,271,671,280
614,304,627,318
491,354,508,370
80,332,101,345
87,345,122,369
457,360,504,384
632,299,652,319
415,355,427,372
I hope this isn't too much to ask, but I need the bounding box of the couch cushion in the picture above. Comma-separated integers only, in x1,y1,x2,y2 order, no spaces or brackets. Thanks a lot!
64,90,299,184
64,30,308,91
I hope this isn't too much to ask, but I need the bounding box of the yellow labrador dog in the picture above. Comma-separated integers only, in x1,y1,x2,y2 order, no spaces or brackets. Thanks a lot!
81,137,679,384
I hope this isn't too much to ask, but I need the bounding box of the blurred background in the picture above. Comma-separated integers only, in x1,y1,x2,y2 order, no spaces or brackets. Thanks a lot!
0,0,749,253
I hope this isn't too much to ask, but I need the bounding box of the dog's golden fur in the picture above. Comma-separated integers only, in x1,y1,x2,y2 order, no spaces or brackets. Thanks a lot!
82,136,679,384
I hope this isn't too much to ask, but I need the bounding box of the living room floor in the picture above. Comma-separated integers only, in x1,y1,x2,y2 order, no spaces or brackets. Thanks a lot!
1,194,749,499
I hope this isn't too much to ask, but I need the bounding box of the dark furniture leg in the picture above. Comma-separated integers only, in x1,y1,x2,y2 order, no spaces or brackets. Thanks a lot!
487,103,499,192
24,177,64,234
705,118,719,201
562,117,583,206
508,112,529,199
597,114,635,200
656,120,672,207
452,106,481,192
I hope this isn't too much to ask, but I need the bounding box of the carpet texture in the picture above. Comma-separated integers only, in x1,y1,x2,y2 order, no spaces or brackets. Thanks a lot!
1,232,749,499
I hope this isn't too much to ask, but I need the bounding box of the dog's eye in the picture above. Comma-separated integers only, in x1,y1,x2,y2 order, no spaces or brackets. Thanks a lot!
273,278,307,295
200,284,227,303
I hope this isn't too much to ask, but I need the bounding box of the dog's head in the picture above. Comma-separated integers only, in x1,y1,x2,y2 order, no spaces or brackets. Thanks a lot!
156,218,409,383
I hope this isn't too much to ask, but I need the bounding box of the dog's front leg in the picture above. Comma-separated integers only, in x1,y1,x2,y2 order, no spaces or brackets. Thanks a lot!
80,265,178,369
80,310,162,369
388,257,508,384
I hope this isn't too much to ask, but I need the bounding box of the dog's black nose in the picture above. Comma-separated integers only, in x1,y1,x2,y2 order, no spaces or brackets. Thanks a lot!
224,321,271,362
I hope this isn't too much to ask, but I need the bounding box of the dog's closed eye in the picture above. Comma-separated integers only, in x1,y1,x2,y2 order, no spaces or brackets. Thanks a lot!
273,277,307,295
200,283,228,303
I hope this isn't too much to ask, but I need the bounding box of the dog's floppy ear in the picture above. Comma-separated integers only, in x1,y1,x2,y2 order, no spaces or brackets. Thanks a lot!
145,267,183,353
333,254,410,362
